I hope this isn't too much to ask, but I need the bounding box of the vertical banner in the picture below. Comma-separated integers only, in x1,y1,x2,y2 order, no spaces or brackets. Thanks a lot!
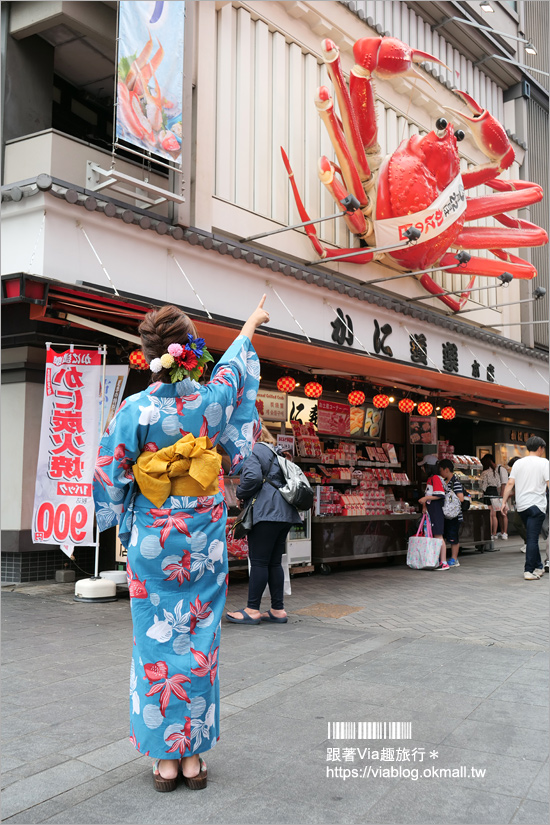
116,0,184,164
32,348,102,546
100,365,129,436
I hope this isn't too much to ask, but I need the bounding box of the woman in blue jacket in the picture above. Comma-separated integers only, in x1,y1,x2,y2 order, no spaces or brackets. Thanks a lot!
226,426,302,625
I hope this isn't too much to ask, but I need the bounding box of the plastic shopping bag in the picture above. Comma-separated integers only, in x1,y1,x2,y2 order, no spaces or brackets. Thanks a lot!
407,514,445,570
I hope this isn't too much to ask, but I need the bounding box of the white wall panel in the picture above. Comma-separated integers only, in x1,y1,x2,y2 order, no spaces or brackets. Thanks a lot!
215,3,235,202
253,20,270,217
235,7,252,208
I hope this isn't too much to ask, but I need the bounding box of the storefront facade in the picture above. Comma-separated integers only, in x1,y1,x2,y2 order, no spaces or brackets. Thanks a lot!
1,0,548,581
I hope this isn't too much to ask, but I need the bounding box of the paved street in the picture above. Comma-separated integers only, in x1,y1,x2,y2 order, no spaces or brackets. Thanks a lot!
2,537,548,825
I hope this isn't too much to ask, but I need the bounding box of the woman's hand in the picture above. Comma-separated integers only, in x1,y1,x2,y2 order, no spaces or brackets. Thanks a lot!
240,295,270,340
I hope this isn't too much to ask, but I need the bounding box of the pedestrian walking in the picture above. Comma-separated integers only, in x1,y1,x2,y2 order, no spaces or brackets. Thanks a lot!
501,437,549,580
480,454,509,540
508,456,527,552
92,297,269,791
226,424,302,625
418,456,448,569
438,459,465,567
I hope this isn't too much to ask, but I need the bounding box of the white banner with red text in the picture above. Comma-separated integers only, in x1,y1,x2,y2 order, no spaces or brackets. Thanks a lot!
373,174,466,248
32,347,102,546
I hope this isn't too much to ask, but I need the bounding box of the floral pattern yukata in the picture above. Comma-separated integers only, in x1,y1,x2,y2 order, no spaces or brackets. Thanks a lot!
93,336,260,759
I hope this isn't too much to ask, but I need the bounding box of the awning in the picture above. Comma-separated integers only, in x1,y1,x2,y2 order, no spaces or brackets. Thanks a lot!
3,275,547,412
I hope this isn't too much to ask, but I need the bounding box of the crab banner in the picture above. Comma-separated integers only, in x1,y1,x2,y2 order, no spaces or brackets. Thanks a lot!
282,37,548,312
116,1,184,163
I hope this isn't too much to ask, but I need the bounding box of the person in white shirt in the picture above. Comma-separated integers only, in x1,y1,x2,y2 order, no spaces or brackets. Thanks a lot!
502,437,549,580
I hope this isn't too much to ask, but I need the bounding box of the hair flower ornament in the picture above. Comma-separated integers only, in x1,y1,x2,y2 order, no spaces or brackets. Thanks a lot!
150,335,214,383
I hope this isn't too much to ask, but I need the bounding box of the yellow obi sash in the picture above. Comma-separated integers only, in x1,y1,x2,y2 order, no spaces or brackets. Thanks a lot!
133,434,221,508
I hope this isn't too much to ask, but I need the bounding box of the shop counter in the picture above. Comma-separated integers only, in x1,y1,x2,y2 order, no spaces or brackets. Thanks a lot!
311,513,420,570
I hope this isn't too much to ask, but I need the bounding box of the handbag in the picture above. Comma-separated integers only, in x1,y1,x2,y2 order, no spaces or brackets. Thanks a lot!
442,479,462,519
227,449,277,541
407,514,445,570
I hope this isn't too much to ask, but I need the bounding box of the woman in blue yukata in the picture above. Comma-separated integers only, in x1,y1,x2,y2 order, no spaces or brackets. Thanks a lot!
93,297,269,791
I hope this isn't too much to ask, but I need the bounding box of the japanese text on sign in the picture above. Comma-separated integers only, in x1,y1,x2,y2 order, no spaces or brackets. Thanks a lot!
32,347,102,546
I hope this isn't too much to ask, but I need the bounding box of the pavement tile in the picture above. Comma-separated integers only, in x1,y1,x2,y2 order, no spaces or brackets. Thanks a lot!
442,719,548,762
467,698,549,731
1,754,71,790
1,759,103,820
385,686,482,718
359,780,522,824
487,682,549,707
510,799,549,824
526,761,549,803
77,738,142,771
430,744,544,799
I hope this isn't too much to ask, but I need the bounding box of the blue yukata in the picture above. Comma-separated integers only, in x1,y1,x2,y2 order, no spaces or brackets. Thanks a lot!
93,335,260,759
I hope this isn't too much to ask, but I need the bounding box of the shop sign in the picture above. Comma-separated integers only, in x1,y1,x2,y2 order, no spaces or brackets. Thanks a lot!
32,347,101,547
286,395,318,426
317,399,350,437
256,389,287,421
410,415,437,446
277,435,295,455
510,430,536,443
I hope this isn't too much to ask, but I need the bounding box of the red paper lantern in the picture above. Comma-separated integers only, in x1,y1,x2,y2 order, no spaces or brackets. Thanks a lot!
417,401,434,416
304,381,323,399
348,390,365,406
398,398,415,414
277,376,296,393
373,394,389,409
441,406,456,420
129,350,149,370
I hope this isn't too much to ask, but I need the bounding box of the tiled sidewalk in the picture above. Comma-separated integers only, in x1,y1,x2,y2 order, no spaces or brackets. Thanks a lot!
1,539,548,824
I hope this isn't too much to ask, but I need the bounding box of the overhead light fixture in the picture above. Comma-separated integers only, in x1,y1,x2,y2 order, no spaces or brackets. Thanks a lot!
480,3,494,12
457,286,545,315
474,53,549,77
405,273,513,304
433,16,544,70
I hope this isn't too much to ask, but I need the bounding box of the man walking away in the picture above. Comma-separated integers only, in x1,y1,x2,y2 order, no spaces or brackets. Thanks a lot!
502,437,549,581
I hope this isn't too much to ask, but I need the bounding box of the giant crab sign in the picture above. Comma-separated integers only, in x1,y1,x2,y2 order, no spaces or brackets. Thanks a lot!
281,37,548,312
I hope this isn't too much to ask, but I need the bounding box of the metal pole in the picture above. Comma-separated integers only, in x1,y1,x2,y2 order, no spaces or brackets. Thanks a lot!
241,212,346,243
308,239,410,266
95,345,107,579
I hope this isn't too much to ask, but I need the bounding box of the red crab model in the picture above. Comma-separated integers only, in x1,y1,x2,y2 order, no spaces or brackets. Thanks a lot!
281,37,547,312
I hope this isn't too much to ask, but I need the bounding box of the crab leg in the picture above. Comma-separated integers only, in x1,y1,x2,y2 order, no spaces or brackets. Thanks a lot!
125,31,154,91
416,273,478,313
445,91,514,188
317,158,369,237
349,71,379,155
315,88,368,207
454,225,547,250
280,148,374,261
321,40,371,181
440,252,536,280
465,184,543,222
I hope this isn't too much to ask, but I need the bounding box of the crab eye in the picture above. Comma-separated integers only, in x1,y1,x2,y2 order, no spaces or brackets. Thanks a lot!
454,129,465,142
435,118,448,130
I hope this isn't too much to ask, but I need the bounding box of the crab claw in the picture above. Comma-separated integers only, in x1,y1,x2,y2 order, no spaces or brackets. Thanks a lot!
445,90,515,174
353,36,449,79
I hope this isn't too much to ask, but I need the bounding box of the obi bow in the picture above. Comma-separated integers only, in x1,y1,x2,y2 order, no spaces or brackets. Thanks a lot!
133,434,221,508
